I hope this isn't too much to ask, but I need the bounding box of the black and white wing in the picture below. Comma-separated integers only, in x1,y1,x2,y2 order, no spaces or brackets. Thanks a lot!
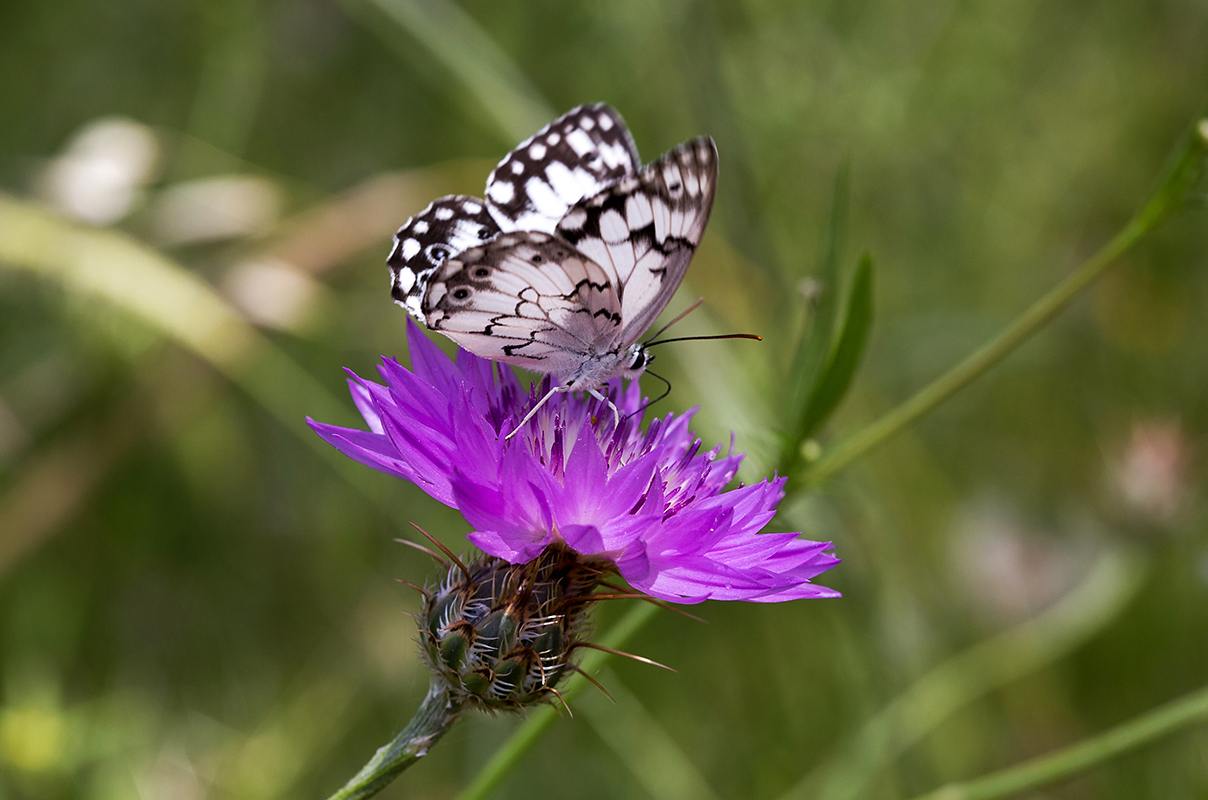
389,195,502,319
389,104,639,320
389,105,717,390
420,231,622,375
485,104,641,234
555,136,717,345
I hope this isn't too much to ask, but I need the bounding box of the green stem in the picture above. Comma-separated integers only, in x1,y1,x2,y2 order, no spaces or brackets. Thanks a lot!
455,602,660,800
800,116,1208,489
779,548,1147,800
908,682,1208,800
325,682,463,800
342,0,554,144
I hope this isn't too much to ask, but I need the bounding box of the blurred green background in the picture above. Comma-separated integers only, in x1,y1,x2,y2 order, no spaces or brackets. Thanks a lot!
1,0,1207,798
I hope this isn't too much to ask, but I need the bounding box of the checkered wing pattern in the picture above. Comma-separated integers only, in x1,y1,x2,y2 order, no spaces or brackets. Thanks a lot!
389,104,717,389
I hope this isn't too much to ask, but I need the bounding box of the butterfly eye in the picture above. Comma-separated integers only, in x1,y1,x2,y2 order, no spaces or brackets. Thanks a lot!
452,288,472,301
473,268,490,278
425,244,452,264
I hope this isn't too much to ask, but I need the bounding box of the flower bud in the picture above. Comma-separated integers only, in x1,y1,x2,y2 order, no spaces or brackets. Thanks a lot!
419,545,603,711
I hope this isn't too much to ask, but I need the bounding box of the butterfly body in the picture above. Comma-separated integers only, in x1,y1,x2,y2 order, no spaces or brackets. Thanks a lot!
388,104,716,396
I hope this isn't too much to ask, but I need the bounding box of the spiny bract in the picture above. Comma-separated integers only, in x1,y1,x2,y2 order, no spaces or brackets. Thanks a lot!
418,545,605,711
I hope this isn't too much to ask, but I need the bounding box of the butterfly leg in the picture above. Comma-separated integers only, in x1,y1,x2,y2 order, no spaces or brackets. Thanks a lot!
504,384,571,440
587,389,621,429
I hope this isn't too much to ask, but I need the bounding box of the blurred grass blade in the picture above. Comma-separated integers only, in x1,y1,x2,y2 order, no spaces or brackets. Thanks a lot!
1132,116,1208,229
779,161,850,473
342,0,555,144
908,681,1208,800
801,114,1208,489
182,0,267,168
0,194,378,489
792,252,874,456
787,160,850,408
779,548,1149,800
580,669,722,800
0,416,132,576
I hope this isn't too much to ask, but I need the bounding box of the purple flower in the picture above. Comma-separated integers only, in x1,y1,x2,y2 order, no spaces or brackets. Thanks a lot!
308,320,839,603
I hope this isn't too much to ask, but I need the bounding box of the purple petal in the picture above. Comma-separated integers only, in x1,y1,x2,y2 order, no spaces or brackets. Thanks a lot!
310,332,840,605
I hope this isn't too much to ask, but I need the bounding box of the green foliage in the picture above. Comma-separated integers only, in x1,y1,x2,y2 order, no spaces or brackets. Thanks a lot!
786,160,851,422
1,1,1207,800
778,160,875,482
796,253,875,455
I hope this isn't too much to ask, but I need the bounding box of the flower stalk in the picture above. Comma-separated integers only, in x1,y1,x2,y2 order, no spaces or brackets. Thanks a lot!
907,681,1208,800
783,548,1148,800
325,682,464,800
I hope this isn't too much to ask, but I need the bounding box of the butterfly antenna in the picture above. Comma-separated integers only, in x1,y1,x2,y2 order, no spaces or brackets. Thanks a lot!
645,332,763,347
643,297,705,345
623,369,672,421
643,298,762,347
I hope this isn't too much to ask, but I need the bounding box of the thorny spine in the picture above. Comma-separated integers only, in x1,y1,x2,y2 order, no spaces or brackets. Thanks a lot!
416,544,610,712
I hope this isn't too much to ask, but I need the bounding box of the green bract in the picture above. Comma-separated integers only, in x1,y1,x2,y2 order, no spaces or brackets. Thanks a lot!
419,546,604,711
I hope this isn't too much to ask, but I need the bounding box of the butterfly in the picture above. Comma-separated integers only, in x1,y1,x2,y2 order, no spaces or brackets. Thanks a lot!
387,104,717,432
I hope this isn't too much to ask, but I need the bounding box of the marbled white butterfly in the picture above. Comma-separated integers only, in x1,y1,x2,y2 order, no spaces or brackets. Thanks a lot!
388,104,717,430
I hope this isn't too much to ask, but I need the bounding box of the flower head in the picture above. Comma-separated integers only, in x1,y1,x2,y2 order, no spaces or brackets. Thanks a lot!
308,320,839,604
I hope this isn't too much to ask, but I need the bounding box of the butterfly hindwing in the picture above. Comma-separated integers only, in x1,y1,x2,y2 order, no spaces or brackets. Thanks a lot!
389,195,501,319
555,136,718,345
485,104,642,235
421,231,623,374
389,106,719,392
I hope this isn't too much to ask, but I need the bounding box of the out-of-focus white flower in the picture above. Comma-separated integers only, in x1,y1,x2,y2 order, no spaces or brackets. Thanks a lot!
37,117,160,225
150,175,281,246
1110,420,1189,525
222,258,322,331
136,743,205,800
949,497,1092,624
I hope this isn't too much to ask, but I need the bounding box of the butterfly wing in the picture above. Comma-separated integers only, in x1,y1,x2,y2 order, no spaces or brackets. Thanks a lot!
485,104,642,234
388,195,502,319
420,231,622,375
555,137,718,345
390,104,639,320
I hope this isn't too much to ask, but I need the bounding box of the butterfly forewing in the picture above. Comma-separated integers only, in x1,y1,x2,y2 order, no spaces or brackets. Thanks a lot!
390,105,720,392
485,104,642,235
555,137,718,345
389,195,501,319
421,231,623,374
